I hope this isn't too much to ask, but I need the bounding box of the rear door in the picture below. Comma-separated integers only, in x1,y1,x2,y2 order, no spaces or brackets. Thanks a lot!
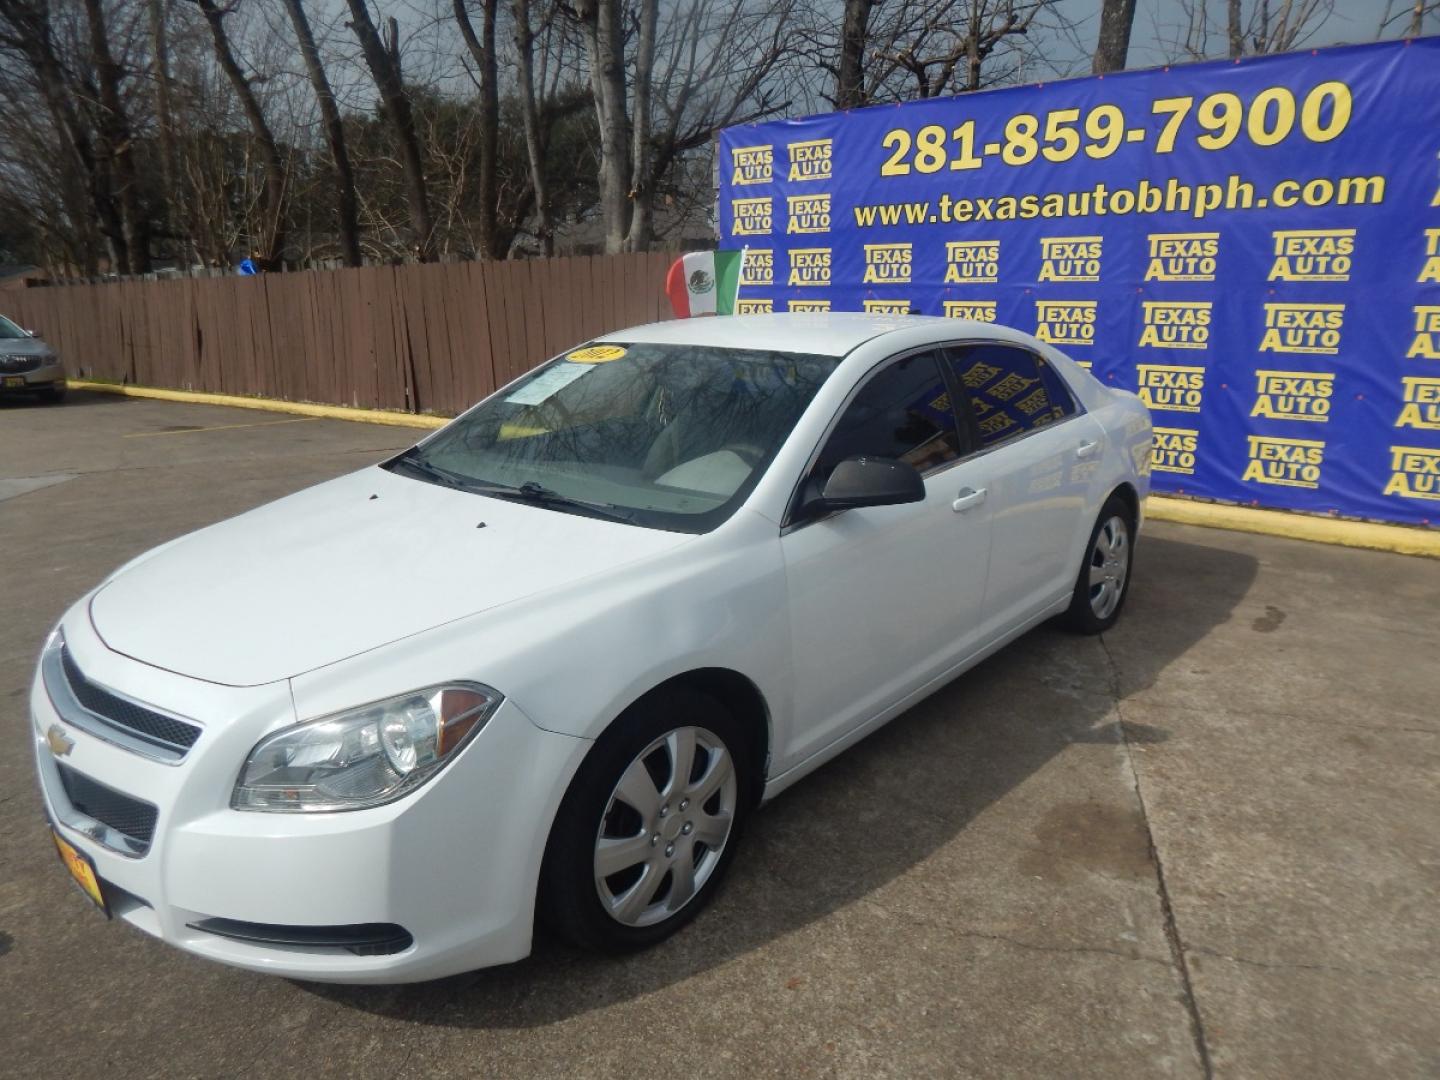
778,349,993,769
944,342,1104,633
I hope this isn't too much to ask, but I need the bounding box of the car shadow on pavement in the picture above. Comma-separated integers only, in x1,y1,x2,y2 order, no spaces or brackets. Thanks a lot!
299,532,1257,1027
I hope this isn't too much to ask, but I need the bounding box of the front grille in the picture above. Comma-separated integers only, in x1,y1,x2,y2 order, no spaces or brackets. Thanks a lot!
61,646,201,754
56,763,159,850
0,354,41,373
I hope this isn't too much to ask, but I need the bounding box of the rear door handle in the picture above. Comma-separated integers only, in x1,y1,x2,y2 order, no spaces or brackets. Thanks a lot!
1075,439,1101,459
952,487,987,513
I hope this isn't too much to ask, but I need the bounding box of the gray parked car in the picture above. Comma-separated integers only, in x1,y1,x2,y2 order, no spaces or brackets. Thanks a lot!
0,314,66,402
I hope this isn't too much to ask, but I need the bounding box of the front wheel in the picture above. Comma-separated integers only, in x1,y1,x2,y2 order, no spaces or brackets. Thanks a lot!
1064,496,1135,634
539,685,750,953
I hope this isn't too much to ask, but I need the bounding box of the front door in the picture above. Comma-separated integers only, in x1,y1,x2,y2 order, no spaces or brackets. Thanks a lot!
779,350,993,769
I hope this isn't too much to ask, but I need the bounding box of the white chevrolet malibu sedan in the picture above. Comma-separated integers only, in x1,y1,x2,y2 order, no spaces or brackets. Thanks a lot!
33,313,1151,983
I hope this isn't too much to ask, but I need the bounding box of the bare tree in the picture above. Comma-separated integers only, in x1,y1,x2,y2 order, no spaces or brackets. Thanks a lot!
0,0,121,274
24,0,1380,274
0,34,104,275
889,1,1052,98
573,0,630,253
82,0,152,271
836,0,874,108
1227,0,1243,56
625,0,659,251
1093,0,1138,73
638,0,793,242
1377,0,1439,36
453,0,500,258
801,0,1060,108
186,0,288,267
147,0,190,264
280,0,361,265
511,0,553,255
1169,0,1335,60
345,0,435,260
1242,0,1335,53
573,0,795,252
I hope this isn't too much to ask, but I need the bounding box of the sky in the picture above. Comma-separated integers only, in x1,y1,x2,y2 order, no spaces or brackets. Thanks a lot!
264,0,1436,133
1057,0,1425,71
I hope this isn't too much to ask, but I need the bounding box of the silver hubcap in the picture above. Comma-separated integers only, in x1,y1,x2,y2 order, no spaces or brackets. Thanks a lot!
1088,515,1130,620
594,726,737,927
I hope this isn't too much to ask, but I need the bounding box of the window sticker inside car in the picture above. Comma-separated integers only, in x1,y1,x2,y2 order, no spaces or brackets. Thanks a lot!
504,362,593,405
566,344,628,363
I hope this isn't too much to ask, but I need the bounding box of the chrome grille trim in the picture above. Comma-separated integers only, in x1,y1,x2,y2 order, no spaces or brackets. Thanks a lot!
41,634,201,764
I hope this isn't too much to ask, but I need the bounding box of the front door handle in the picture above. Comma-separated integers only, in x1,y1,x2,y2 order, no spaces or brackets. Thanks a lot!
1075,439,1101,460
952,487,987,513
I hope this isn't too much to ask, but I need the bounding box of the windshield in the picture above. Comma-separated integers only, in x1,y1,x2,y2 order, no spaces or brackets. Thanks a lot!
386,341,840,533
0,315,25,339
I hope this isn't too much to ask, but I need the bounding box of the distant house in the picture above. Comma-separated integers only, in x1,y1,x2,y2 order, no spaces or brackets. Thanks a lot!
516,200,715,258
0,265,46,290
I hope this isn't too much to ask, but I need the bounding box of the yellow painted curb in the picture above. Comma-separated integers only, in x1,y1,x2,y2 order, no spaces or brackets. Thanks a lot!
1147,495,1440,559
70,380,448,430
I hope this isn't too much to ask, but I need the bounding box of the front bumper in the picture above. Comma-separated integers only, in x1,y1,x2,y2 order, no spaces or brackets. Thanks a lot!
0,359,65,393
31,616,590,983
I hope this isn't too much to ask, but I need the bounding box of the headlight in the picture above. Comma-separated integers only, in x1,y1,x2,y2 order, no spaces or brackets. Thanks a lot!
232,683,502,812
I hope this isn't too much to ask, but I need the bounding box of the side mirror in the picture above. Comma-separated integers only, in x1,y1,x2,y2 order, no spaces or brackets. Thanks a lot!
814,456,925,511
26,329,41,339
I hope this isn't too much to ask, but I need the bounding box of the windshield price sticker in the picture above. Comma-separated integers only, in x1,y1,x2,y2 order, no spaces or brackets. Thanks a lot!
504,362,593,405
566,344,628,364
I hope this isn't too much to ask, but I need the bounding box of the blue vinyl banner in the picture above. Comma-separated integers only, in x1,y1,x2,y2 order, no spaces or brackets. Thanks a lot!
718,38,1440,527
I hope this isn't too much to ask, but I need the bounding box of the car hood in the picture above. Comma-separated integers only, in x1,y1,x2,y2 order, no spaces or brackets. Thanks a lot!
0,336,54,357
89,466,694,687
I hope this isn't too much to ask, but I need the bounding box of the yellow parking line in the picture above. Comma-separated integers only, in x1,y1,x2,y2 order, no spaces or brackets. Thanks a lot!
71,379,448,430
124,417,318,438
1147,496,1440,560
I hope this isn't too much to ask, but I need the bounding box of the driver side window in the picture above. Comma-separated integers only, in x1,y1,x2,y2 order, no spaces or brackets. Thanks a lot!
811,351,964,486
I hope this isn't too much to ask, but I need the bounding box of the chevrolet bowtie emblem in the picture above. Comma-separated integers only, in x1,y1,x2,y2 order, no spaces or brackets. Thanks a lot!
45,725,74,757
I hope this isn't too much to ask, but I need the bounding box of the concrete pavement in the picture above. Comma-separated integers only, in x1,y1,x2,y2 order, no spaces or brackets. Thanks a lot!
1,390,1435,1078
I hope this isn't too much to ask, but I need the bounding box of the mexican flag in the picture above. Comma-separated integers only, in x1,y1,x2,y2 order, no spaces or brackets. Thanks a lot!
666,249,745,317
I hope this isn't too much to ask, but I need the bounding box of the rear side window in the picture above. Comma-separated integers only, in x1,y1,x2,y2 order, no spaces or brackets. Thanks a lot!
947,344,1075,449
1036,354,1079,418
813,350,964,481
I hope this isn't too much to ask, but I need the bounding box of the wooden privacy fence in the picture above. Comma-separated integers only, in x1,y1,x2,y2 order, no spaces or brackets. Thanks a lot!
3,252,675,416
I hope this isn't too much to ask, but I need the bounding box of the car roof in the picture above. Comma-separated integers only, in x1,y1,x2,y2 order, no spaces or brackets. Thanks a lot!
596,313,999,357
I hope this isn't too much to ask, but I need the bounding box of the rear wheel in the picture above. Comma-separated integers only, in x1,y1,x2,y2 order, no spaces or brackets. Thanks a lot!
1064,496,1135,634
540,685,750,952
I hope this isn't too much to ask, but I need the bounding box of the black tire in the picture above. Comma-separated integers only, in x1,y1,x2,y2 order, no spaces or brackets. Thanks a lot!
539,684,752,953
40,387,66,404
1063,494,1136,634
